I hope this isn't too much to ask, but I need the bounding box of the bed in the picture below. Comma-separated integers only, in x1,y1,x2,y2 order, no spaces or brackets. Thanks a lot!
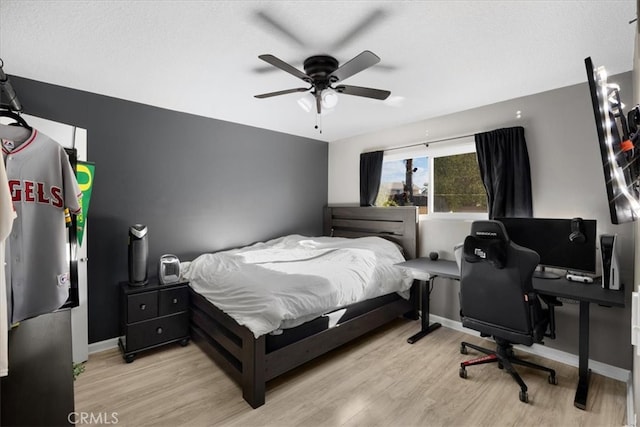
186,206,419,408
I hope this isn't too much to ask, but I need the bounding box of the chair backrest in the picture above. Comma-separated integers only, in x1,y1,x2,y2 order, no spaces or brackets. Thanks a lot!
460,220,540,339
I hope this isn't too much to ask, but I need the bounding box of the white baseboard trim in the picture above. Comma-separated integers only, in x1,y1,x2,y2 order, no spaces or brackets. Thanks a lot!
430,314,631,383
88,337,119,355
626,375,635,427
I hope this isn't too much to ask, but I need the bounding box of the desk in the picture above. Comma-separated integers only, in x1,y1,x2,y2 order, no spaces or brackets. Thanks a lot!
396,258,460,344
396,257,625,410
531,276,624,409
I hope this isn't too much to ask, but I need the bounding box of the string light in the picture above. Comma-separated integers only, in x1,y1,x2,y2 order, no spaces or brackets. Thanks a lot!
597,66,640,215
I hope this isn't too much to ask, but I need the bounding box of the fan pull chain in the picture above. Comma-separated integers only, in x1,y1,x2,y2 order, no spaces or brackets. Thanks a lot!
314,113,322,134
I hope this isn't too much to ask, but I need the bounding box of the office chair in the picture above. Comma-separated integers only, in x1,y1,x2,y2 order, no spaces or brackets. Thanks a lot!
458,220,558,403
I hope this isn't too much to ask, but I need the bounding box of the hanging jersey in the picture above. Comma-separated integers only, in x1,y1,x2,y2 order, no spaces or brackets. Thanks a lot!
0,155,16,377
3,129,82,324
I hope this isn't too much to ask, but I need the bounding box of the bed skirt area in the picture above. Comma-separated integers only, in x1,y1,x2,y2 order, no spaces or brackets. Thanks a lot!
189,287,417,408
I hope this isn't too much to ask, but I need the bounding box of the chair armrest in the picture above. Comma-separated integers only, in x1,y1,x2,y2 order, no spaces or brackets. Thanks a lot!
527,293,560,340
538,294,560,339
539,294,563,307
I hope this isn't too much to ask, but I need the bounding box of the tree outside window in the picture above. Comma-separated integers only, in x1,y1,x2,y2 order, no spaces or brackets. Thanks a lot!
433,152,487,213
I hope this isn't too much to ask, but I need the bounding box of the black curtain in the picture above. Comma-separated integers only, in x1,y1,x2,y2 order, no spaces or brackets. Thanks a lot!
359,150,384,206
475,126,533,218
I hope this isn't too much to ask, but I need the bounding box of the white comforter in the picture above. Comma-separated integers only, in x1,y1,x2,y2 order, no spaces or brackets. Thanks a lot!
181,234,413,337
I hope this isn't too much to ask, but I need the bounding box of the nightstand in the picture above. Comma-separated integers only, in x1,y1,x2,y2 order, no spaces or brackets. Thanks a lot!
118,280,190,363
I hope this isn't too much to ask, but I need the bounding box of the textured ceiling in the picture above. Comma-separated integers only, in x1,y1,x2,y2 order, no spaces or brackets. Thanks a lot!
0,0,636,142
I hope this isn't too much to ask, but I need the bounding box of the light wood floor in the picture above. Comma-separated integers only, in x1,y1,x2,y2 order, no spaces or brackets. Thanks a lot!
75,320,626,427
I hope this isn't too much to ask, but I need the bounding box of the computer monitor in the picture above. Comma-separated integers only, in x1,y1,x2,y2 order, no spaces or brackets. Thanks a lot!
495,217,597,279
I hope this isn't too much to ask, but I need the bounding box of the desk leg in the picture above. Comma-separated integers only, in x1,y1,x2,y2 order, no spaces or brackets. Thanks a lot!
407,278,441,344
574,300,590,410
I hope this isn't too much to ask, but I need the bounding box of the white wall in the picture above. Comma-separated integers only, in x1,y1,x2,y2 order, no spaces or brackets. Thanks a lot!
328,72,635,369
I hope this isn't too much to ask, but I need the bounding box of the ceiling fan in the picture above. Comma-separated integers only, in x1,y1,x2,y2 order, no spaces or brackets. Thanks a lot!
252,8,395,72
254,50,391,117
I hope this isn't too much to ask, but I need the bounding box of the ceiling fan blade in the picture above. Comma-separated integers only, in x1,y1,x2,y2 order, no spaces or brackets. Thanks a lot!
253,60,305,74
335,85,391,100
329,9,387,51
328,50,381,83
254,87,310,99
254,11,308,48
253,65,279,74
258,54,311,82
372,63,397,72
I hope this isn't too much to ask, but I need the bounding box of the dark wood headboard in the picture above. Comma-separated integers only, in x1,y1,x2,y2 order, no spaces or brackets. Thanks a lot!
323,206,419,259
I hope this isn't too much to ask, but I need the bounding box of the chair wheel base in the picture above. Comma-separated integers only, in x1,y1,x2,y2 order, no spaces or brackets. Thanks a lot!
519,390,528,403
458,339,556,403
459,367,467,379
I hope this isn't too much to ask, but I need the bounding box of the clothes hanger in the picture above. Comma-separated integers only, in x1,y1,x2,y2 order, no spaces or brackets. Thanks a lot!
0,109,31,131
0,58,32,143
0,110,32,144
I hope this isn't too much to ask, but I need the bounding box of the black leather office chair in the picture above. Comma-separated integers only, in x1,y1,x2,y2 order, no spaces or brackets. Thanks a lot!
458,220,558,403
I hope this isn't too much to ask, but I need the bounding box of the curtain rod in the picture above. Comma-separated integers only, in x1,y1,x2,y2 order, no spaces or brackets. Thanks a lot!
383,132,475,152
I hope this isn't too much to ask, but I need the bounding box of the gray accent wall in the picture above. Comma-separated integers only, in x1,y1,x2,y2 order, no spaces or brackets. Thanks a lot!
10,76,328,343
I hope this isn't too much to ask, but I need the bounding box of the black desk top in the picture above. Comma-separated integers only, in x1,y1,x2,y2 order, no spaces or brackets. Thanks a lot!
396,257,625,307
532,278,624,307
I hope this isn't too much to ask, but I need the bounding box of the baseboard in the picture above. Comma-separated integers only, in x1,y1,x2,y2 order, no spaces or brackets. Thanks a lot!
626,375,635,427
430,314,631,383
88,337,119,354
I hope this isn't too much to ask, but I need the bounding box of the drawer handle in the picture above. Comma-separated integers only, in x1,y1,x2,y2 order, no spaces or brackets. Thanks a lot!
172,298,178,304
156,327,163,334
140,304,146,310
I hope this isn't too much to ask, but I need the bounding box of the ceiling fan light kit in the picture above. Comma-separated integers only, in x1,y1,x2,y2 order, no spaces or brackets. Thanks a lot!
297,95,314,113
254,50,391,133
297,90,338,114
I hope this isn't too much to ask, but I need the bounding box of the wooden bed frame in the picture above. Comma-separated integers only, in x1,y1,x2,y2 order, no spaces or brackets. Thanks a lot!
189,206,419,408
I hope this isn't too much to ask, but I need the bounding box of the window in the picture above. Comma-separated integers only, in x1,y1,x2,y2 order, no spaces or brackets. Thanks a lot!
377,140,488,217
433,152,487,214
377,157,429,214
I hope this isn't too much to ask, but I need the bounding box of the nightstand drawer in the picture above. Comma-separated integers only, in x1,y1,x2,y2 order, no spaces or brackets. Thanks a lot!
127,291,158,323
125,313,189,352
159,286,189,316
